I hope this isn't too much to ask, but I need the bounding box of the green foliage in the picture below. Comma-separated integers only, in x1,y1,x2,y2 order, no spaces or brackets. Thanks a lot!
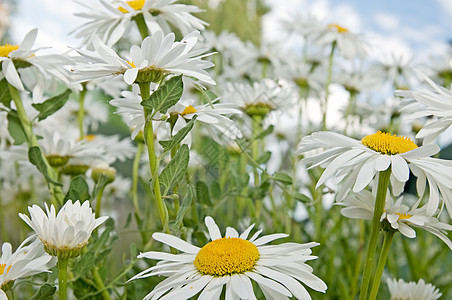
159,115,197,155
0,79,11,108
7,110,27,145
31,89,71,121
140,75,183,115
159,144,190,195
28,146,62,186
64,175,90,202
29,284,57,300
272,171,293,185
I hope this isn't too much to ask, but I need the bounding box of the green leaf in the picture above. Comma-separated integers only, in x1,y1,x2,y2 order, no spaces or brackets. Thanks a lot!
255,124,274,140
92,174,110,200
28,147,62,186
31,89,71,121
256,151,272,164
64,175,90,202
140,75,183,114
159,144,190,195
294,192,311,203
159,115,197,153
7,110,28,145
0,79,11,108
195,181,211,205
170,187,193,231
30,284,57,300
72,251,96,276
272,171,293,185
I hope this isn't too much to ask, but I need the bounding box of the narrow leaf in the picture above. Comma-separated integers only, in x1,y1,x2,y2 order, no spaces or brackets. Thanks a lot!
272,171,293,185
0,79,11,108
140,75,183,114
294,192,311,203
72,251,96,276
28,147,62,186
30,284,57,300
159,115,197,153
64,175,90,202
31,89,71,121
171,187,193,232
159,144,190,195
7,110,28,145
195,181,211,205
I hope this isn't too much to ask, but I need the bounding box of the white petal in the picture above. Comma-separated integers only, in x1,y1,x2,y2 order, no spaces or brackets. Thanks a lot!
152,232,200,254
123,68,138,85
3,60,25,91
205,216,222,240
391,155,410,182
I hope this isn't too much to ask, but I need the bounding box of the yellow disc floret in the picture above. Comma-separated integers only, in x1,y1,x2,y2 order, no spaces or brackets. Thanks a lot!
118,0,145,13
395,212,412,220
194,237,260,276
361,131,418,155
0,264,12,276
0,44,19,57
328,23,349,33
181,105,197,116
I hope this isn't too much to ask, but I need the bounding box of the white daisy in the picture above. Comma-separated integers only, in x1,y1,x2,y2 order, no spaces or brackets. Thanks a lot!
298,131,452,216
0,28,72,97
397,71,452,144
309,23,368,59
387,278,442,300
129,216,327,300
72,0,207,47
19,200,108,258
339,190,452,249
73,30,215,85
0,236,55,298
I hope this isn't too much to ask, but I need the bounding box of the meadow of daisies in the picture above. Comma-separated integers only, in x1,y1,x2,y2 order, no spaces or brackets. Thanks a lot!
0,0,451,299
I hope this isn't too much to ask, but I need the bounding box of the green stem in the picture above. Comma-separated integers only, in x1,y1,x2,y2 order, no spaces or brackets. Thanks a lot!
359,168,391,300
92,267,112,300
133,13,149,41
369,231,395,300
251,115,262,219
95,185,106,219
0,181,8,242
58,257,69,300
78,83,87,139
344,90,357,135
132,141,147,244
8,83,64,207
350,219,366,299
322,41,336,131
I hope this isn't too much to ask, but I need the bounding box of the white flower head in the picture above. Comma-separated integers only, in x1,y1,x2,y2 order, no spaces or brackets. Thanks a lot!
129,216,327,300
72,0,207,47
387,278,442,300
0,28,73,97
339,190,452,249
19,200,108,258
0,236,55,297
397,70,452,144
73,30,215,86
298,131,452,216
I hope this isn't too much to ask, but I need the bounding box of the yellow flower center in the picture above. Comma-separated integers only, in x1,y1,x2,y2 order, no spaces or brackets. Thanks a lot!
361,131,418,155
194,237,260,276
118,0,145,13
83,134,97,142
396,212,412,220
127,61,136,68
181,105,197,116
328,23,349,33
0,44,19,57
0,264,12,276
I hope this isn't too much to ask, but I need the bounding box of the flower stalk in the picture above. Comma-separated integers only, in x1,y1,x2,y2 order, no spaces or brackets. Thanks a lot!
77,83,87,139
369,230,395,300
322,41,336,131
359,168,391,300
58,256,69,300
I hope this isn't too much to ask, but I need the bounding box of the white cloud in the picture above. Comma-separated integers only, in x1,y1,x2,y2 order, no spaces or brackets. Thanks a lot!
437,0,452,16
374,12,399,30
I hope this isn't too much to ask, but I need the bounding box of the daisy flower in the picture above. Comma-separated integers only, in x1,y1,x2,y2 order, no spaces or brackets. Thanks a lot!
19,200,108,258
0,28,72,97
387,278,442,300
0,236,55,298
397,71,452,144
72,0,207,47
73,30,214,86
298,131,452,216
129,216,327,299
339,190,452,249
309,23,368,59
